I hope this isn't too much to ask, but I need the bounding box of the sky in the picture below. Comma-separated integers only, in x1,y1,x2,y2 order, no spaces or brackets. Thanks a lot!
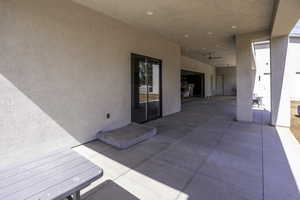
291,19,300,36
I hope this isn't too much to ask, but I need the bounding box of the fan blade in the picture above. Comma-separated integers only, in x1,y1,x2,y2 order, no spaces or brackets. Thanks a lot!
210,56,222,59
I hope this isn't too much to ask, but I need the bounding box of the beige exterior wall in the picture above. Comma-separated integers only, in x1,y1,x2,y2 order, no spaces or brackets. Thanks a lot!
181,56,216,97
0,0,181,156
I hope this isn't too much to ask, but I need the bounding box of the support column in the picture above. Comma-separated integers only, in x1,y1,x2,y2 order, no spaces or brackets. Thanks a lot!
236,35,254,122
270,36,290,127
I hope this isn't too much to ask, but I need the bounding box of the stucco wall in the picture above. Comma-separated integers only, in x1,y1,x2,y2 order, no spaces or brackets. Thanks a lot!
0,0,181,156
236,34,254,122
270,36,290,127
181,56,216,97
216,67,237,96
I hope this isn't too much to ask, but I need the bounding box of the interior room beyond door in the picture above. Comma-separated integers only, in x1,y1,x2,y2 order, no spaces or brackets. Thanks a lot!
131,54,162,123
181,70,205,99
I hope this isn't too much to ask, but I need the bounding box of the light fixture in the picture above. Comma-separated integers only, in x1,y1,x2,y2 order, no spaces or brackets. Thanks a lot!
232,25,237,29
184,34,189,38
146,11,154,16
208,32,213,35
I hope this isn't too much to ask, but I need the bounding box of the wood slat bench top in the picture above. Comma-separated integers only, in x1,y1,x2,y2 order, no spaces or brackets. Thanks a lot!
0,148,103,200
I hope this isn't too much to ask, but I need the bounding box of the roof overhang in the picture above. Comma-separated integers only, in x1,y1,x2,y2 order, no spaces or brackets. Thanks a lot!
271,0,300,37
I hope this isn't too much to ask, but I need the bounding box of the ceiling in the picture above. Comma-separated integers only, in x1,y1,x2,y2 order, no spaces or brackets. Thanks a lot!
73,0,275,67
271,0,300,37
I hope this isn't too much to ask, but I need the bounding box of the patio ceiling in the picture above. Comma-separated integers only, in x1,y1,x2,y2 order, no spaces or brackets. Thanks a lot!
72,0,275,67
272,0,300,37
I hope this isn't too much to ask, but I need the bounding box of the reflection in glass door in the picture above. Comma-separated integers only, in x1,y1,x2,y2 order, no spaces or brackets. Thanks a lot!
131,54,162,123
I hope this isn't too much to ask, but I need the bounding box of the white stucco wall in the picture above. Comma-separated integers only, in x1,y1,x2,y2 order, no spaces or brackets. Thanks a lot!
0,0,181,156
236,34,254,122
235,31,269,122
271,36,291,127
181,56,216,97
216,67,237,96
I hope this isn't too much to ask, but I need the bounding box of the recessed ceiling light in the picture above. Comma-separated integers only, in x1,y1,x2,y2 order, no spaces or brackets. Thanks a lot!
208,32,213,35
146,11,154,16
232,25,237,29
184,34,189,38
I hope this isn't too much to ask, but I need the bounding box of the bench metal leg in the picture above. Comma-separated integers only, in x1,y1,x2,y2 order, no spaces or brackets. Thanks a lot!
66,191,80,200
73,191,80,200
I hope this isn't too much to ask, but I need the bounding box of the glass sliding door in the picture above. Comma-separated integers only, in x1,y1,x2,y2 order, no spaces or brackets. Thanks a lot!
146,60,161,120
131,54,162,123
131,54,148,123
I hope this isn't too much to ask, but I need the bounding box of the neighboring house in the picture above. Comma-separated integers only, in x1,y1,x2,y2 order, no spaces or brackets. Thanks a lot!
253,32,300,103
288,36,300,101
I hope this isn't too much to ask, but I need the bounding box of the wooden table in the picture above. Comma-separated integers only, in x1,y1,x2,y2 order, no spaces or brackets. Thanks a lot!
0,148,103,200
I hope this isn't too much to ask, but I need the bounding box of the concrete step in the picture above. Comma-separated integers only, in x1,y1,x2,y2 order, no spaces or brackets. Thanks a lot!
97,123,157,149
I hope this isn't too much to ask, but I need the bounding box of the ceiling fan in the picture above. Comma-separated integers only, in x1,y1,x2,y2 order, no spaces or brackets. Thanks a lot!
206,52,222,60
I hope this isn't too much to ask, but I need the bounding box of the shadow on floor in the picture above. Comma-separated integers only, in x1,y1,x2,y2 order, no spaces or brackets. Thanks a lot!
75,97,300,200
83,180,139,200
253,107,300,199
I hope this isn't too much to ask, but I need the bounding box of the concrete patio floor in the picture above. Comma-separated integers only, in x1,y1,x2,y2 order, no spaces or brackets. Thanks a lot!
73,96,300,200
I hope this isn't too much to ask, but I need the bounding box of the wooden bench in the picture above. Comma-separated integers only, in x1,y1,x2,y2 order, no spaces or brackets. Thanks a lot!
0,148,103,200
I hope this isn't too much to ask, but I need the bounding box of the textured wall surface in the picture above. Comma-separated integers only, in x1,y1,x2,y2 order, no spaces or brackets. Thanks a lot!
270,36,291,127
0,0,181,157
236,35,254,122
216,67,237,96
181,56,216,97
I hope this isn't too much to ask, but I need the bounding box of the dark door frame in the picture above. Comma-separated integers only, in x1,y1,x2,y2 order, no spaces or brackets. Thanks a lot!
181,70,205,98
131,53,163,123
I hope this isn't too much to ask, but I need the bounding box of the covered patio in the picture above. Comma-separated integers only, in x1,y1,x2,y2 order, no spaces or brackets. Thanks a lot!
1,0,300,199
73,97,300,200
